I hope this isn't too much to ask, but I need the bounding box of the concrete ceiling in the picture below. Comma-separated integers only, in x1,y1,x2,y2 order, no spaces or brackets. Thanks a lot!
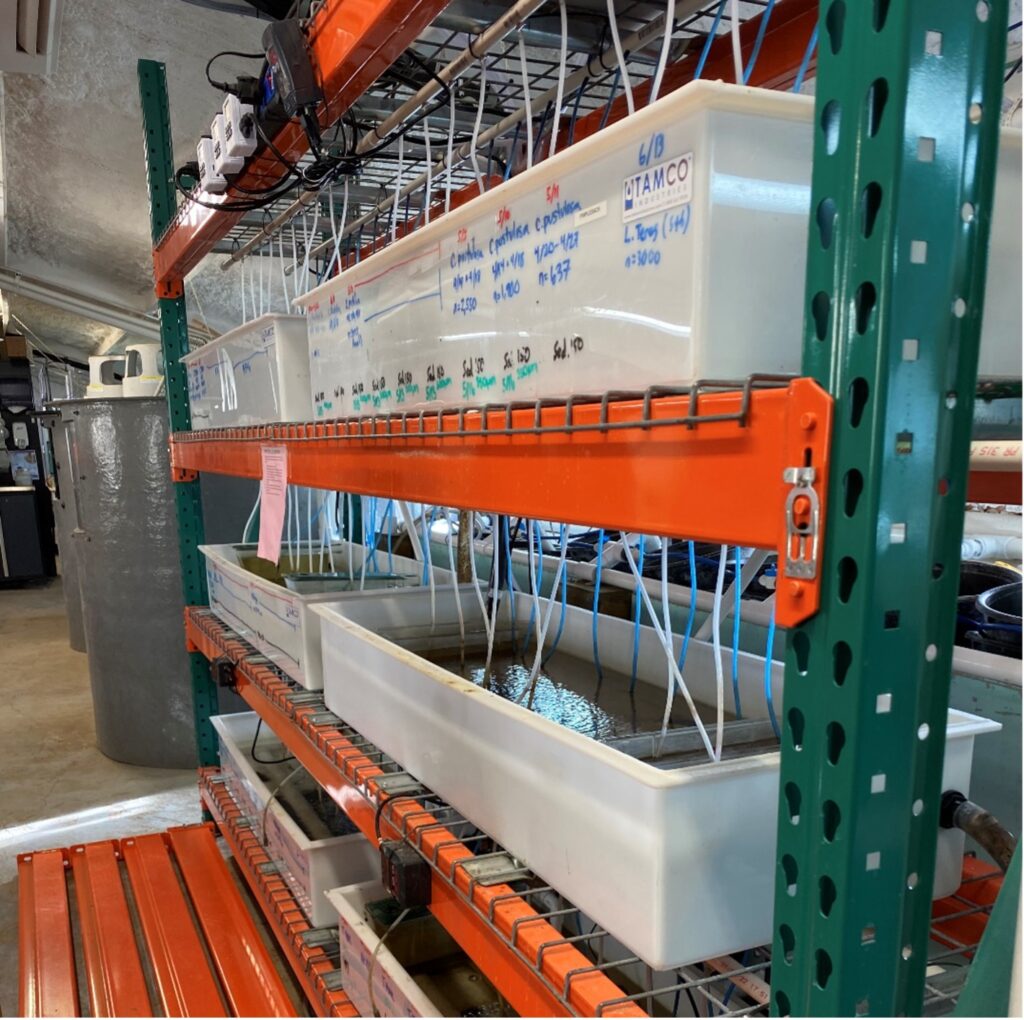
0,0,267,360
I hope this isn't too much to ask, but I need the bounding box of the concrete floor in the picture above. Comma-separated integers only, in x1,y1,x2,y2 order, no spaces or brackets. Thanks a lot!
0,578,200,1015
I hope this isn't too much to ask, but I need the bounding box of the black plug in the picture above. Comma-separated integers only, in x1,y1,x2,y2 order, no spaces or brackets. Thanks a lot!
211,655,237,691
231,75,262,104
177,161,201,190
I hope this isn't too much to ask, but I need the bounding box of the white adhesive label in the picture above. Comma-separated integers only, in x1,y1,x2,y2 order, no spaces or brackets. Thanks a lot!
575,200,607,226
622,151,693,222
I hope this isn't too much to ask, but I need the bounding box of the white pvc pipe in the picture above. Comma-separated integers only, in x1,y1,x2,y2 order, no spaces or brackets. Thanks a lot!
971,439,1022,472
961,534,1023,562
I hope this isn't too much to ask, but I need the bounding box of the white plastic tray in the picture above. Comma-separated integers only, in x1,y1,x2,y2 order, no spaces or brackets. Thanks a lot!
182,313,311,427
315,587,999,968
296,82,1021,418
213,712,378,926
202,541,450,689
329,881,444,1018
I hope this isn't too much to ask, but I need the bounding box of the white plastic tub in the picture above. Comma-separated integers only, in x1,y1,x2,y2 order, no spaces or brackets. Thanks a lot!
201,542,449,689
332,882,441,1017
315,588,999,968
296,82,1021,417
182,313,311,427
212,712,378,926
329,881,507,1017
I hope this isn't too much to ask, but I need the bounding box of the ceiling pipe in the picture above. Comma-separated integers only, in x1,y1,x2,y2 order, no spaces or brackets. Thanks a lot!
0,266,208,347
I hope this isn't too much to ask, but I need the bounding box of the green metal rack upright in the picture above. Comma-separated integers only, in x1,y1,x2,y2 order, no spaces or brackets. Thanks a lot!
771,1,1009,1015
138,59,219,767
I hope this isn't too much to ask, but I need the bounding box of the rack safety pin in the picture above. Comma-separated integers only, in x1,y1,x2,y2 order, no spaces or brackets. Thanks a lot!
782,465,820,580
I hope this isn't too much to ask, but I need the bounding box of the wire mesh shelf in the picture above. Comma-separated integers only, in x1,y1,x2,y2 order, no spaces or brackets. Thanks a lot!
194,1,781,267
171,374,796,444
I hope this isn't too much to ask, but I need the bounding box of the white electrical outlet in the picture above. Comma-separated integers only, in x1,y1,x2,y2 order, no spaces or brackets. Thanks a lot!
212,113,245,176
222,93,257,161
196,136,227,194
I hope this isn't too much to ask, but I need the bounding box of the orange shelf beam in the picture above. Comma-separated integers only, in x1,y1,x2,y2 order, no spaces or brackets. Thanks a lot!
172,379,833,627
166,825,297,1017
967,470,1021,505
152,0,450,294
186,608,648,1019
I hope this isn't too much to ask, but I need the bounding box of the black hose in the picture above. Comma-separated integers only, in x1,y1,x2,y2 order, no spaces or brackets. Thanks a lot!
941,790,1019,873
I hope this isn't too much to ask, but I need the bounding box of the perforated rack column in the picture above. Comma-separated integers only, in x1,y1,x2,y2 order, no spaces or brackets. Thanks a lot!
771,1,1008,1015
138,59,219,766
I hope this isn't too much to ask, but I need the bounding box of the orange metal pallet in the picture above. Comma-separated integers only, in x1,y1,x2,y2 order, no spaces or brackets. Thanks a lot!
17,824,305,1018
186,606,648,1018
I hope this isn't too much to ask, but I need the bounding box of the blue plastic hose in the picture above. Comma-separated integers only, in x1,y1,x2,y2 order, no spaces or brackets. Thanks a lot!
421,505,431,585
568,79,588,143
765,602,780,739
542,524,569,667
694,0,727,80
731,546,743,718
504,517,518,654
676,541,698,672
742,0,777,83
385,499,394,573
526,521,544,653
792,23,818,93
630,535,646,692
504,121,522,181
592,529,606,680
599,69,620,130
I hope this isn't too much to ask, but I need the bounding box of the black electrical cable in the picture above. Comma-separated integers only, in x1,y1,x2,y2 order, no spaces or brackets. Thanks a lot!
373,791,425,843
684,987,701,1017
174,164,302,212
249,716,295,765
184,34,466,219
404,47,453,106
253,116,304,175
205,49,266,91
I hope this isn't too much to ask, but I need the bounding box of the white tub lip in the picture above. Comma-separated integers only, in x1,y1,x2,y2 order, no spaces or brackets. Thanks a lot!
313,598,1000,792
293,81,814,315
181,312,306,366
212,711,364,851
203,542,379,608
201,542,447,607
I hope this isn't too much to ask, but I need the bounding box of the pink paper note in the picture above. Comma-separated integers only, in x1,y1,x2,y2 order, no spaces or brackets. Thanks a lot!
257,446,288,564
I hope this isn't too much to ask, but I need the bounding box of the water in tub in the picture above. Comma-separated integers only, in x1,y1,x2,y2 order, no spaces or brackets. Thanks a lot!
426,642,748,762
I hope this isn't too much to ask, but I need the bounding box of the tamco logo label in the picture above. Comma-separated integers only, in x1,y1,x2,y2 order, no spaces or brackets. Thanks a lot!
622,152,693,223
